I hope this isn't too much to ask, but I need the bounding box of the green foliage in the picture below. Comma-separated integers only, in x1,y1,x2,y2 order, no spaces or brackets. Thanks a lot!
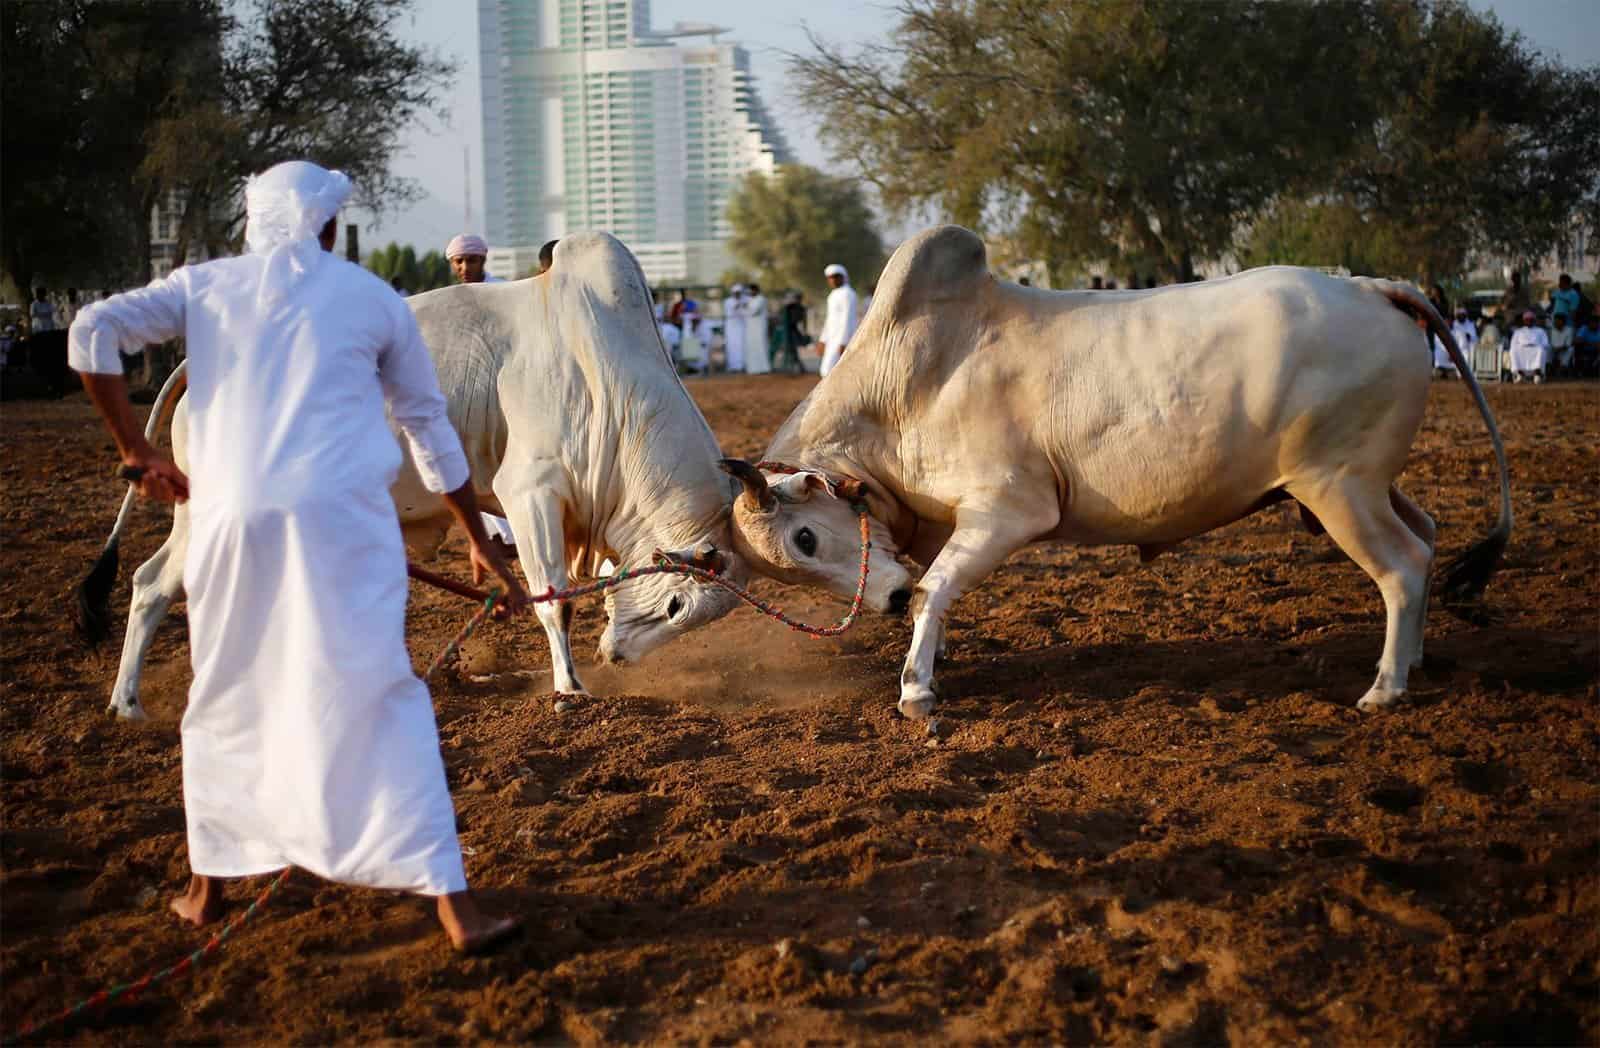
726,165,886,300
1,0,453,295
1,1,226,292
365,243,451,293
793,0,1599,283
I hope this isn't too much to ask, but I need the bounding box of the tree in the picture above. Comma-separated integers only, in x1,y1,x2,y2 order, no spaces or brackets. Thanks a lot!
726,165,885,299
364,243,451,292
792,0,1394,284
792,0,1599,284
145,0,455,267
1,0,452,298
1240,3,1600,279
1,1,225,297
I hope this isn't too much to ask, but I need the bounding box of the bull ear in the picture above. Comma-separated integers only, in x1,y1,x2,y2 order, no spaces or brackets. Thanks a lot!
718,458,776,513
796,471,867,501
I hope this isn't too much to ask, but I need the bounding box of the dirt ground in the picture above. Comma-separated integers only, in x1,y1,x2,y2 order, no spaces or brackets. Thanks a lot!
2,376,1596,1045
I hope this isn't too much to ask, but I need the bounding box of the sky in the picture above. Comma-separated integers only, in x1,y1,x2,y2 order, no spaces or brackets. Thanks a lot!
359,0,1600,254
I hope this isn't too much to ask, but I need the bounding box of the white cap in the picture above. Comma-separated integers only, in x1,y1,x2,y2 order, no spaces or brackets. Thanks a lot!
824,263,847,279
731,283,745,293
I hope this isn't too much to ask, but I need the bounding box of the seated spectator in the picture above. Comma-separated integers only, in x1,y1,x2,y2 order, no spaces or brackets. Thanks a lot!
1574,315,1600,377
1479,314,1503,377
659,315,683,367
1442,307,1476,379
1506,310,1550,383
1549,314,1574,377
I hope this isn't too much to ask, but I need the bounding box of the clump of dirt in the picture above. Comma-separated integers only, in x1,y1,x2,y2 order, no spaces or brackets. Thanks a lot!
3,379,1596,1044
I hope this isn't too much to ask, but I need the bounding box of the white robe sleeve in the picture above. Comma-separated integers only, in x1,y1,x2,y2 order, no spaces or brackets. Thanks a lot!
68,273,189,375
378,299,470,494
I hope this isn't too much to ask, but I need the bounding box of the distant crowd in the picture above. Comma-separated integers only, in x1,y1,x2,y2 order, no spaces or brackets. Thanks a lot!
1421,272,1598,383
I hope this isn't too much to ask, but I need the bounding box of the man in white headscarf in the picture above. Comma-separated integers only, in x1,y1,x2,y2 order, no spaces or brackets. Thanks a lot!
1506,309,1549,383
445,234,504,284
743,282,771,375
69,160,528,953
818,263,858,377
722,284,747,373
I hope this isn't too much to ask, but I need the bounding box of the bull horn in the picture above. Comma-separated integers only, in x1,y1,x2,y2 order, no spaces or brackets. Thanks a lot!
718,458,776,513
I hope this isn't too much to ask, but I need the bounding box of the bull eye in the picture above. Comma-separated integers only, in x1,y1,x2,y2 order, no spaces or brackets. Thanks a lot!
795,527,817,558
667,596,683,619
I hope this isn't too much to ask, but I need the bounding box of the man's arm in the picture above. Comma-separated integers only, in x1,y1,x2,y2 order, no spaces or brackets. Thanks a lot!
378,301,528,614
71,275,191,503
79,372,190,503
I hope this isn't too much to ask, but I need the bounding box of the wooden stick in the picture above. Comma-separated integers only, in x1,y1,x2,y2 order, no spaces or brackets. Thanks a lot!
407,562,489,603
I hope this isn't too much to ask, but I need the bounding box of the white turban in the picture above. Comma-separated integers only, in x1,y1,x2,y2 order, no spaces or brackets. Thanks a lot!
824,263,847,280
243,161,352,308
446,234,489,259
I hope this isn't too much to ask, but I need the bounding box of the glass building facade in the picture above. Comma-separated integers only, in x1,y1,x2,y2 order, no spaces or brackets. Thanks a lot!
479,0,790,283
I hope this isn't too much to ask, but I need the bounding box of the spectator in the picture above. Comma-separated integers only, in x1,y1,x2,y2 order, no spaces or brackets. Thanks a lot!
445,234,503,284
723,284,747,373
772,291,809,375
1479,312,1503,377
389,276,409,297
1018,276,1032,287
818,263,859,378
1,324,15,368
537,239,558,275
744,283,771,375
1549,313,1573,377
29,287,56,334
1572,280,1594,328
1499,270,1530,318
1447,307,1477,379
1574,314,1600,377
679,293,703,372
1506,310,1549,383
1549,273,1579,324
1090,276,1104,290
658,312,682,364
61,288,81,328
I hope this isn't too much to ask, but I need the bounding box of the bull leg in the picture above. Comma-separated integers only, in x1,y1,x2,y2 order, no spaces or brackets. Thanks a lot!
495,483,587,698
1389,486,1436,670
109,502,190,721
899,505,1057,719
1294,480,1431,712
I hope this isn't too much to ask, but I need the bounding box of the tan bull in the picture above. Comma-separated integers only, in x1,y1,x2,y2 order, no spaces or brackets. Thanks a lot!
723,226,1511,719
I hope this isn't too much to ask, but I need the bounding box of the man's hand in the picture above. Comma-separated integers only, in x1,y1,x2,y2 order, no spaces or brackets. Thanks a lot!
470,539,530,616
123,442,190,503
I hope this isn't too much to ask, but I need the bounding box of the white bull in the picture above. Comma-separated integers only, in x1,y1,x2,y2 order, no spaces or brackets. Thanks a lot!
722,226,1511,719
81,232,747,720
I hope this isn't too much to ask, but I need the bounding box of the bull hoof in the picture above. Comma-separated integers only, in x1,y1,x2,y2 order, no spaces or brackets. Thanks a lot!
898,685,937,721
1356,686,1406,713
107,699,148,723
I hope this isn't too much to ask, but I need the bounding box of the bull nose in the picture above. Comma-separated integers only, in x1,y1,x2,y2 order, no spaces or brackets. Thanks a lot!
888,588,912,615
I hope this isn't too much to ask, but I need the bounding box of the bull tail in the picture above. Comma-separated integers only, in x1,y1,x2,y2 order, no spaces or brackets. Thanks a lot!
75,361,189,645
1355,278,1513,603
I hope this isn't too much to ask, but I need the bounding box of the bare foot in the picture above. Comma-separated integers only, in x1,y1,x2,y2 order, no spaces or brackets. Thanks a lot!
169,874,224,926
436,890,521,954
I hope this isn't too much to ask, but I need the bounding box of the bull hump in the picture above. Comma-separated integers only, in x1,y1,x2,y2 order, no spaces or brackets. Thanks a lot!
875,226,990,316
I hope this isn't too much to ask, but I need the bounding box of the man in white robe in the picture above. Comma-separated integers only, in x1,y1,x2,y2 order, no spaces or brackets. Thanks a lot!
1435,308,1476,378
818,263,859,377
69,161,528,954
723,284,747,373
1506,310,1550,383
744,283,771,375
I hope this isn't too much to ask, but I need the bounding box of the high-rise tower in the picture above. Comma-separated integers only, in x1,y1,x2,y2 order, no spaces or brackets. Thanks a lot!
479,0,790,283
